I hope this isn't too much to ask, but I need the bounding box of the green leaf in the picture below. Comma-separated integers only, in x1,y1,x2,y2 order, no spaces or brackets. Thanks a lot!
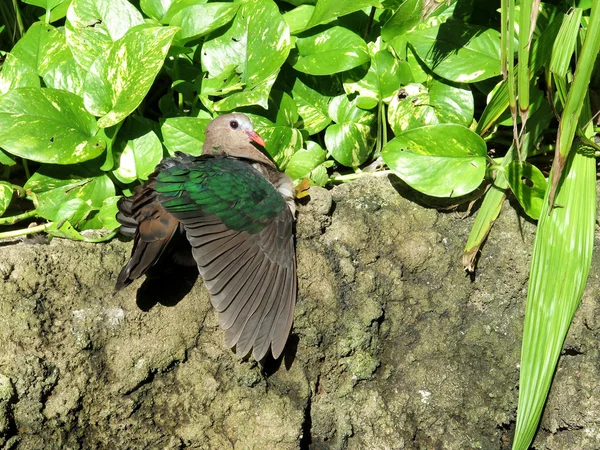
285,140,327,180
387,83,438,134
81,195,120,230
0,22,85,95
247,115,303,169
514,146,596,450
83,25,178,128
23,0,67,9
0,88,105,164
506,161,546,220
25,164,115,223
388,78,473,134
381,0,421,42
65,0,145,71
292,26,370,75
283,5,315,34
0,54,40,95
0,182,14,217
382,124,487,197
161,117,210,157
305,0,381,29
344,42,413,109
201,0,290,109
325,95,375,167
428,78,473,125
214,73,278,111
549,8,583,78
401,21,501,82
291,77,332,135
140,0,207,23
171,2,240,44
48,218,117,241
328,93,375,125
113,119,163,183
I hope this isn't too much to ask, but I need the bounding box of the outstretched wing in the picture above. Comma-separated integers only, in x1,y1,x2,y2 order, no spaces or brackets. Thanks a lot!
155,155,296,360
115,178,183,290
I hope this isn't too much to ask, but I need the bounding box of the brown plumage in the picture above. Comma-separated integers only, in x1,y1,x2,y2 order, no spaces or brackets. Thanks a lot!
116,113,297,360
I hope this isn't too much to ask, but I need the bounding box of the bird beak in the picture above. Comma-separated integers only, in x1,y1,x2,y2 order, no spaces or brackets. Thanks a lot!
246,130,266,148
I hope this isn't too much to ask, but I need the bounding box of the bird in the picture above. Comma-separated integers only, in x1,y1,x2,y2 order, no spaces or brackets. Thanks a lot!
115,113,297,361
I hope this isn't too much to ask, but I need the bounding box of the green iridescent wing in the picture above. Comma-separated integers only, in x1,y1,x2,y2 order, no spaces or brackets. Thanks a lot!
155,156,286,233
155,154,296,360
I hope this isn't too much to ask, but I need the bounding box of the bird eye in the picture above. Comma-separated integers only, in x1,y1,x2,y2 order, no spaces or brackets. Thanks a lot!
230,120,239,129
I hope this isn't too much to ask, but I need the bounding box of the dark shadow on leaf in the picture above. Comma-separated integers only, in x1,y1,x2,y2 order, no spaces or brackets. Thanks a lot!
388,173,487,214
424,19,485,72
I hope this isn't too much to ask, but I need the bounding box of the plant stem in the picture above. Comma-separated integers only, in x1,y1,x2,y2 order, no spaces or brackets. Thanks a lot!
22,159,30,180
329,170,392,183
11,0,24,40
0,209,37,225
0,222,52,239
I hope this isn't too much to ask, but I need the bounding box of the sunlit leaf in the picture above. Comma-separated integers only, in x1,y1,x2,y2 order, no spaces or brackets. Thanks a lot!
305,0,381,29
292,26,370,75
325,95,375,167
201,0,290,109
65,0,144,71
285,140,327,180
0,88,105,164
0,182,14,217
291,77,332,135
161,117,210,156
344,41,413,109
506,161,547,220
171,2,240,44
382,123,486,197
83,26,178,128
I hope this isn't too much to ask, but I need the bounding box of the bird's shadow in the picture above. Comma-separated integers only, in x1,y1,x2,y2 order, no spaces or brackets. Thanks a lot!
135,261,199,311
261,333,300,375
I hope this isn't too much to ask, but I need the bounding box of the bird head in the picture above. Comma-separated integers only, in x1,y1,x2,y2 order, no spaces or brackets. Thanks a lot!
202,113,275,168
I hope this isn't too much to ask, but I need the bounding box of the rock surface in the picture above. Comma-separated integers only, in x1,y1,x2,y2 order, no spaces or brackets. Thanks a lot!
0,175,599,449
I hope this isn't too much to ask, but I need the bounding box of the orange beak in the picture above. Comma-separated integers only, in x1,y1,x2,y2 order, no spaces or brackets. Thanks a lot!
246,130,266,148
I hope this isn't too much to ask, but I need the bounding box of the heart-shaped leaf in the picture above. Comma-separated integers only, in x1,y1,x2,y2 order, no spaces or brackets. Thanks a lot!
382,123,487,197
325,95,375,167
400,21,501,82
65,0,145,71
0,88,105,164
83,25,178,128
161,117,211,156
171,2,240,44
291,77,332,135
201,0,290,109
112,118,163,183
344,41,413,109
0,22,85,95
388,79,473,134
285,140,327,180
25,164,115,223
292,26,370,75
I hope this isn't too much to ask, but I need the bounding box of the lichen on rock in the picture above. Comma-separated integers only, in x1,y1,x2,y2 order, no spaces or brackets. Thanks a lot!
0,175,598,449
